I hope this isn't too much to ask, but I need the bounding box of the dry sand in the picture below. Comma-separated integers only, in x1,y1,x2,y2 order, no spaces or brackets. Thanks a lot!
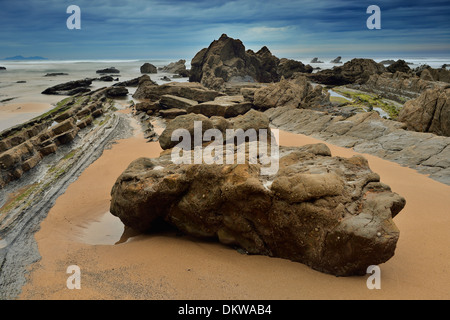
18,119,450,300
0,102,53,132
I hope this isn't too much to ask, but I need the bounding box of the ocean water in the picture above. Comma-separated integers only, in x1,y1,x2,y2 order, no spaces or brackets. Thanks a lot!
0,59,189,105
0,57,449,131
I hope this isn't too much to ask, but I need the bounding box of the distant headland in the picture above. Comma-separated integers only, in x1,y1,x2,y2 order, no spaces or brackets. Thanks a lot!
2,55,48,60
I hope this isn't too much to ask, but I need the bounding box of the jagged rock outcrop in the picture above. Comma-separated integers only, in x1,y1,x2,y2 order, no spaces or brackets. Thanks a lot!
0,66,6,70
417,66,450,83
331,57,342,64
140,63,157,74
398,87,450,137
386,60,411,74
277,58,313,79
41,79,93,95
110,142,405,276
189,34,312,91
159,60,189,77
253,75,330,110
308,58,386,85
310,58,323,63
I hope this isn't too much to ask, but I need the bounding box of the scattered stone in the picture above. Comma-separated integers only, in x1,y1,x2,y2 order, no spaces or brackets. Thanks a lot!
96,67,120,74
331,56,342,63
140,63,157,74
114,75,155,87
159,108,188,119
44,73,68,77
159,95,198,110
98,76,114,82
106,86,128,98
42,79,93,95
310,57,323,63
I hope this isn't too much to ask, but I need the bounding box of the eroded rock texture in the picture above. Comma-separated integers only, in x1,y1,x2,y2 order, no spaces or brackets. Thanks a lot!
110,143,405,276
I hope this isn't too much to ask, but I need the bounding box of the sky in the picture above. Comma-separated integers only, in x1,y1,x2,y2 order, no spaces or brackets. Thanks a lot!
0,0,449,60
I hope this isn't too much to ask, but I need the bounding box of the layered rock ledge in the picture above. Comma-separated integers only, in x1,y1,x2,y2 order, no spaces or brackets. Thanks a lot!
266,107,450,185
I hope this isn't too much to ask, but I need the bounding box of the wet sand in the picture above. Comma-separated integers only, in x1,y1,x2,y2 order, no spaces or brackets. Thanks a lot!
0,102,53,132
19,124,450,300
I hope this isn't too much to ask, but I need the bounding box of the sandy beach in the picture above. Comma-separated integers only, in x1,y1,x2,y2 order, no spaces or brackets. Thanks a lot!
18,116,450,300
0,102,53,132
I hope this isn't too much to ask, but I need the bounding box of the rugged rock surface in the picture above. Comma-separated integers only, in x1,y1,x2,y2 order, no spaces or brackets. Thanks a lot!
386,60,411,74
266,106,450,185
133,81,223,102
277,58,313,79
41,79,93,95
158,110,269,150
140,63,157,74
253,75,330,110
308,58,386,85
106,86,128,98
189,34,312,91
110,142,405,276
96,67,120,74
159,60,189,77
417,66,450,83
358,71,441,103
158,113,215,150
159,95,198,110
398,87,450,137
0,66,6,70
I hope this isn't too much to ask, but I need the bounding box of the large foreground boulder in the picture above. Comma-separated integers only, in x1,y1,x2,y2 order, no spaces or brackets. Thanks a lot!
398,87,450,137
110,143,405,276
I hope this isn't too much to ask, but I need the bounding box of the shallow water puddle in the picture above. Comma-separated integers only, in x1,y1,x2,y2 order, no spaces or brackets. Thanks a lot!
79,212,126,245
